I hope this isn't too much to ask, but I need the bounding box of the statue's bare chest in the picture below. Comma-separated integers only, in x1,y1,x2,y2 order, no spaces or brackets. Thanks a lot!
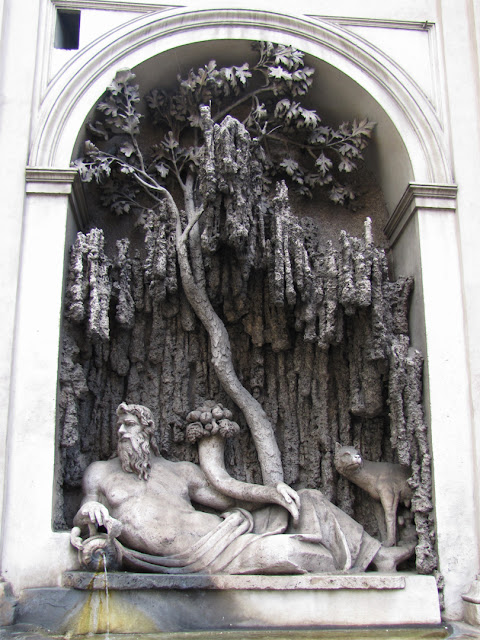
100,464,190,509
100,472,147,507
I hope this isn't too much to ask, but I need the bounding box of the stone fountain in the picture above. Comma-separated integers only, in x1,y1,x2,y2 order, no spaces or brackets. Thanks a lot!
8,43,443,634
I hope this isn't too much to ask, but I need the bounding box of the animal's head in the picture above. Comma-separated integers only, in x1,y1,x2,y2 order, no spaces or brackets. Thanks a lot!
334,444,363,473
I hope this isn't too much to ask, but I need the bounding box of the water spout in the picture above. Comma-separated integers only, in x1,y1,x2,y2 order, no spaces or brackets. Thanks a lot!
102,551,110,640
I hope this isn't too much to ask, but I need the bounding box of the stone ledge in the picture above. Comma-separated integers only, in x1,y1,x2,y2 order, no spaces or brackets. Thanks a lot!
18,575,442,631
63,571,406,591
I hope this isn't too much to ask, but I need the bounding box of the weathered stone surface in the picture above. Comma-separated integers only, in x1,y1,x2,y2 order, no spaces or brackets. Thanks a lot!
0,582,16,627
16,588,81,632
63,571,406,590
58,212,435,574
15,576,441,632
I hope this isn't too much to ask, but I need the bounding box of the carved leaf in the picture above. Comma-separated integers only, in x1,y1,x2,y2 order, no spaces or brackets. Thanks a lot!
268,66,292,81
120,141,136,158
97,97,119,117
299,107,320,128
274,45,305,69
162,131,179,152
155,163,170,178
84,140,100,156
352,118,376,138
233,63,252,85
87,121,109,140
280,158,299,176
315,153,333,175
338,157,357,173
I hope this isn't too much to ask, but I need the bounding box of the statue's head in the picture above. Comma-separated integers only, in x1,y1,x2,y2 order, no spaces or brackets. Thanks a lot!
334,444,363,473
116,403,160,479
117,402,156,438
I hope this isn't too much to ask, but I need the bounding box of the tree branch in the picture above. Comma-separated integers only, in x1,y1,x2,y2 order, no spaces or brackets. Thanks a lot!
180,206,204,244
213,86,270,123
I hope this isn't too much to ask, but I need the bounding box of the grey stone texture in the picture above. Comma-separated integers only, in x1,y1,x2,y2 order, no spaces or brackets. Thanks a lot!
63,571,406,590
58,206,435,573
0,582,16,627
12,574,441,632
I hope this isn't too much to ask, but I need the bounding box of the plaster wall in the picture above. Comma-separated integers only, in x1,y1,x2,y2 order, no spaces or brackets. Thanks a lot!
0,0,43,574
0,0,479,624
1,187,78,588
438,1,480,572
389,197,477,616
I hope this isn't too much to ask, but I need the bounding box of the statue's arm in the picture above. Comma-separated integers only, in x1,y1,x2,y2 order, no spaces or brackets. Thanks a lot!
191,437,301,523
179,461,237,511
73,461,110,529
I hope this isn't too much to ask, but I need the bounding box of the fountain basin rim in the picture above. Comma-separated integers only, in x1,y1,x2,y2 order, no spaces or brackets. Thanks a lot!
63,571,407,591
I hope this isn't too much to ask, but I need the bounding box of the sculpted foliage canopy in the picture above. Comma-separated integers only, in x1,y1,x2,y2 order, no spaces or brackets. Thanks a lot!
74,41,374,214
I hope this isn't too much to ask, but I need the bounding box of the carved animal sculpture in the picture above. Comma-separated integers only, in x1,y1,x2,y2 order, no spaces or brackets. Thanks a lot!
334,445,413,547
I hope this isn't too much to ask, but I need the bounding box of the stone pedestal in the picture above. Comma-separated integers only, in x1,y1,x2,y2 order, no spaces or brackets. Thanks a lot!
14,573,441,634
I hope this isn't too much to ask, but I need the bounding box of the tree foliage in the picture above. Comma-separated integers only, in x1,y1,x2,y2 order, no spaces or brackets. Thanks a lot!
74,41,375,214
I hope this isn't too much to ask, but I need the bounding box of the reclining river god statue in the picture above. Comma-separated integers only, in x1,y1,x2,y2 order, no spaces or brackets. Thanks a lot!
70,402,415,574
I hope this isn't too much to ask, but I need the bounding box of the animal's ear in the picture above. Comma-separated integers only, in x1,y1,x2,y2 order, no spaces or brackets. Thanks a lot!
334,442,341,453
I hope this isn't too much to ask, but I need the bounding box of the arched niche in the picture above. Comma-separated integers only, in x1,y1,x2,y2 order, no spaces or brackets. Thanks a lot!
53,26,435,545
28,5,455,357
48,7,448,545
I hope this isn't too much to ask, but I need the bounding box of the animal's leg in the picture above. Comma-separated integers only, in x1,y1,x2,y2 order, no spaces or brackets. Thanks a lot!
380,490,398,547
372,542,415,572
373,501,387,542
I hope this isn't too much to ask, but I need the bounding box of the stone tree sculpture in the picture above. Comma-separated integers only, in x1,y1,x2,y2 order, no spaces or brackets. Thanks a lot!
61,42,436,575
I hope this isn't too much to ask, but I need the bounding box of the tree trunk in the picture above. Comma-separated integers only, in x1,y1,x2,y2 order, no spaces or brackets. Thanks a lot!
173,175,284,485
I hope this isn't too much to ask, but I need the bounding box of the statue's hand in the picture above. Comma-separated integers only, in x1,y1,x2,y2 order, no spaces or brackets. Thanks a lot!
77,501,110,528
104,515,123,540
276,482,301,526
70,526,84,550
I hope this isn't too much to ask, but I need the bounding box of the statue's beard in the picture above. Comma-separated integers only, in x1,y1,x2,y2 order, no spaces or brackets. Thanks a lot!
117,433,151,480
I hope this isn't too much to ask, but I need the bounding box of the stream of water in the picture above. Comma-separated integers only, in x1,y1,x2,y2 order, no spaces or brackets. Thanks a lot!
102,552,110,640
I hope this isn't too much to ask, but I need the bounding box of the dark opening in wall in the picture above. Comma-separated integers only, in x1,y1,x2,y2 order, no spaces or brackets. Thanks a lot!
54,10,81,50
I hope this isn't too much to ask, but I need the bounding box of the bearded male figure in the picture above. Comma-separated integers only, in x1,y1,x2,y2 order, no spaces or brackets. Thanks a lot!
71,403,414,574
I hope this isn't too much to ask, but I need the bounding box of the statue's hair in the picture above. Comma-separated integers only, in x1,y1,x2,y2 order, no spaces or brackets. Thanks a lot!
118,436,151,480
116,402,160,456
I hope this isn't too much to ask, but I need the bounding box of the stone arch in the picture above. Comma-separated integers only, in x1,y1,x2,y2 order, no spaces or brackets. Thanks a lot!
29,5,452,213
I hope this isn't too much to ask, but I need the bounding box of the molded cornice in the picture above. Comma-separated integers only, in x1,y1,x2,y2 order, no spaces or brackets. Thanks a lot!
52,0,180,11
25,167,88,228
309,16,434,31
25,167,78,192
385,182,458,245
